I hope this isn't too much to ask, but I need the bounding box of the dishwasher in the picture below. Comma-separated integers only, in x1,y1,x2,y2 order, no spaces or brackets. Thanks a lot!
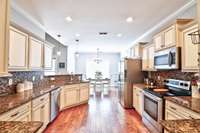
50,87,61,122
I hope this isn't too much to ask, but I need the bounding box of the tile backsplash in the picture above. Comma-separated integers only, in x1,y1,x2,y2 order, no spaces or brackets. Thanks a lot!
148,70,197,87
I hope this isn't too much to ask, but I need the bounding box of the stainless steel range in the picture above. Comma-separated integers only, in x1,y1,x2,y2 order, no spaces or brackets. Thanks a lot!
142,79,191,133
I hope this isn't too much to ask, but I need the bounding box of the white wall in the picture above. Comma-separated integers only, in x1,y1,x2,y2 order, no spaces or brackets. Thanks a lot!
75,52,120,81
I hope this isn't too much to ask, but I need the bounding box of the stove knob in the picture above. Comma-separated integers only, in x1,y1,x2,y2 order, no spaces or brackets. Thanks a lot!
184,83,188,87
180,83,184,86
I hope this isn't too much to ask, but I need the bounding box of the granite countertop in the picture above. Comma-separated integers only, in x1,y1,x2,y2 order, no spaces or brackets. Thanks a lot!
0,121,43,133
161,119,200,133
0,81,89,115
133,83,146,89
164,96,200,114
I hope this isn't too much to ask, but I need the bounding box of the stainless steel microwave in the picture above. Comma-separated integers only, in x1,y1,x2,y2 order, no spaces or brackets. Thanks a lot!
154,47,180,70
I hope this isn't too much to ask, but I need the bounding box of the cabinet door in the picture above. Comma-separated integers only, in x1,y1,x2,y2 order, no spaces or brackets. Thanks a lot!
32,105,42,122
64,89,79,107
164,25,176,48
142,47,148,70
0,0,9,76
9,27,28,70
44,43,53,69
29,37,43,69
154,34,163,51
165,109,184,120
137,89,143,115
80,87,89,102
148,45,155,70
182,24,199,72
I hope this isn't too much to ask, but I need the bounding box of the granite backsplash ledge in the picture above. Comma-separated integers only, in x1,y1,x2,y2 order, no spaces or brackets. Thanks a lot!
0,71,82,95
148,70,198,86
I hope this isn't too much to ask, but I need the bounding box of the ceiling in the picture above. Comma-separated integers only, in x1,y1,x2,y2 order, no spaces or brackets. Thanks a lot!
12,0,192,52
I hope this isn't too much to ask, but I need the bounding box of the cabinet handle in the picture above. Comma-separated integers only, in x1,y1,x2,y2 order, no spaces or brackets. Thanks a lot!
41,105,45,109
189,116,194,119
40,98,44,101
169,106,177,111
10,112,19,117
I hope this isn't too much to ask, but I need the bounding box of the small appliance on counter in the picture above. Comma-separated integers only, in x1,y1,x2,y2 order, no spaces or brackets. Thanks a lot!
16,80,33,93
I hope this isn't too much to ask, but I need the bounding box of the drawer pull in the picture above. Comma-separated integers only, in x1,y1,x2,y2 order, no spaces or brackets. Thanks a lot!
189,116,194,119
10,112,19,117
41,105,45,109
170,106,177,111
40,98,44,101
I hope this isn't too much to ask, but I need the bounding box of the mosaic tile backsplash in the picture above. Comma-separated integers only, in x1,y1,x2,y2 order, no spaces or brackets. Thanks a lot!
0,71,82,95
149,70,197,87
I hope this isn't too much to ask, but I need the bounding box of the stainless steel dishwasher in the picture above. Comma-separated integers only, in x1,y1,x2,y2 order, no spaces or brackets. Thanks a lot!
50,87,61,122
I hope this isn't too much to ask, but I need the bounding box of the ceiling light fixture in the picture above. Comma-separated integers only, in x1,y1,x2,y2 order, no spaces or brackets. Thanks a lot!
65,16,72,22
75,34,80,37
126,17,133,23
117,33,122,37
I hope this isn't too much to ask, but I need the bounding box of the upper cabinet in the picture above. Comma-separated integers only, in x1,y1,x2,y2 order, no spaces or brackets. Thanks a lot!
130,44,143,58
0,0,10,77
29,37,43,70
9,27,28,70
142,44,155,71
44,43,54,70
182,24,199,72
154,19,192,51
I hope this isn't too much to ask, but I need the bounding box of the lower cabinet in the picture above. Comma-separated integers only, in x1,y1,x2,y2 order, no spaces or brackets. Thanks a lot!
0,102,31,121
133,86,143,115
60,83,90,110
32,93,50,132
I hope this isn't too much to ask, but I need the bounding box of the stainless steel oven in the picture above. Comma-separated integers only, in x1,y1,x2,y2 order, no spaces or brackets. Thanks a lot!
142,91,163,133
154,47,180,70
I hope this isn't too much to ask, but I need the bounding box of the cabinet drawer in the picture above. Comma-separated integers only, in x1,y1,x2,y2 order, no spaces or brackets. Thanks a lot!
32,93,49,108
0,102,31,121
166,101,200,119
80,83,89,88
64,84,79,89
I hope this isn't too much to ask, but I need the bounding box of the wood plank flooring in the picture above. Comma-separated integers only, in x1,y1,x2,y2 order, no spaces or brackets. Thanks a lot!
44,90,150,133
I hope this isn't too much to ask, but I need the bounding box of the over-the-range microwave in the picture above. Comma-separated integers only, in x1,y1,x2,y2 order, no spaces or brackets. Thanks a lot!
154,47,180,70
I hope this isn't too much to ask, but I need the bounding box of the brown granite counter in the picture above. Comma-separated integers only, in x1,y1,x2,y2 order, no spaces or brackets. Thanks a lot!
164,96,200,114
0,81,89,115
0,121,43,133
161,119,200,133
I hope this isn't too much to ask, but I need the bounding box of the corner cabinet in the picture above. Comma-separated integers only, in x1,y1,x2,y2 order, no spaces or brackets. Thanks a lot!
142,44,155,71
8,27,28,71
0,0,10,77
29,37,44,70
182,24,199,72
44,43,54,70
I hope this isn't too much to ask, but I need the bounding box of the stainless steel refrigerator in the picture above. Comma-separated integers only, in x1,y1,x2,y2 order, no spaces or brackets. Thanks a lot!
118,58,144,108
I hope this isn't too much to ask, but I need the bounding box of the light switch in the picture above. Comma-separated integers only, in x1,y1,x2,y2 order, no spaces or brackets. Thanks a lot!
32,76,36,81
8,79,13,86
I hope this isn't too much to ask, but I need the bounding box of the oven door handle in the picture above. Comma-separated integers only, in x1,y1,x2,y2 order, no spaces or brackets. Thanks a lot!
143,91,162,101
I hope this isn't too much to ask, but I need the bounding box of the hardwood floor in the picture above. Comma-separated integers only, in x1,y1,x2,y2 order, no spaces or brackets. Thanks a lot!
44,90,150,133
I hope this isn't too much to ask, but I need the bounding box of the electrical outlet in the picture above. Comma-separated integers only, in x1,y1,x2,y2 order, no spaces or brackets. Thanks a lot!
157,76,161,80
50,77,55,81
8,79,13,86
32,76,36,81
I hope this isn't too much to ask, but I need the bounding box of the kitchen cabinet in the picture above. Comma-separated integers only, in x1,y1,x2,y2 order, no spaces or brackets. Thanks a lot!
32,93,50,131
165,100,200,120
29,37,43,70
154,19,192,51
80,83,90,102
0,102,31,121
60,83,90,110
0,0,10,77
142,44,155,71
8,27,28,70
44,42,54,69
131,44,143,58
182,24,199,72
133,86,143,115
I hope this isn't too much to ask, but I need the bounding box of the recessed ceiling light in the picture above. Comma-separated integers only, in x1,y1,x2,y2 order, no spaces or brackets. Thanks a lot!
126,17,133,23
65,16,72,22
75,34,80,37
117,33,122,37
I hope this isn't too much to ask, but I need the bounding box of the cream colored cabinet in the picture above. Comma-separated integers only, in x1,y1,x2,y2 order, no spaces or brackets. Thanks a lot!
8,27,28,70
142,44,155,71
133,86,143,115
32,93,50,131
44,43,54,69
0,0,10,77
131,44,143,58
80,83,90,102
182,24,199,72
29,37,43,70
154,33,163,51
0,102,31,121
164,25,176,48
165,100,200,120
